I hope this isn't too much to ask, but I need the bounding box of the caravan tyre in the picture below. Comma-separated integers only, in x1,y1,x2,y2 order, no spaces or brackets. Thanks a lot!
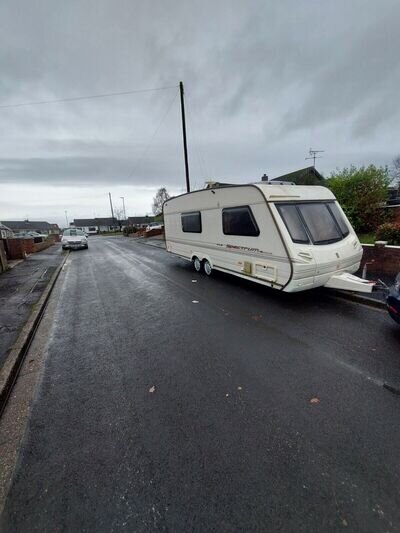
203,260,212,276
193,257,202,272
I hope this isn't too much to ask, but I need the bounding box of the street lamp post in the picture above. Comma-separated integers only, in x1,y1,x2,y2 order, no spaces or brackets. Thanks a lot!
120,197,127,222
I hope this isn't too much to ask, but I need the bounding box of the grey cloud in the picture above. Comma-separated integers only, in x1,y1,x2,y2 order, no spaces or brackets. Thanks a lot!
0,0,399,218
0,153,185,187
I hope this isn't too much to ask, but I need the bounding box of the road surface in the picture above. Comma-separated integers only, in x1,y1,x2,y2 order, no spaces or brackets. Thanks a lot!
1,236,400,532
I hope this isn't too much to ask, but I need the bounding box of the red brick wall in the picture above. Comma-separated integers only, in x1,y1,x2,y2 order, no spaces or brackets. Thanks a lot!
22,238,34,254
5,237,54,259
361,243,400,276
5,239,29,260
144,229,164,238
32,239,54,253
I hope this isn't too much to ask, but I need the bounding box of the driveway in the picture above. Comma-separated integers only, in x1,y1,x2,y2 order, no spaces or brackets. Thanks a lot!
1,236,400,532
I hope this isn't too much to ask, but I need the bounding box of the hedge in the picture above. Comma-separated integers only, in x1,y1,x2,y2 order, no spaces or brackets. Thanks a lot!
376,223,400,245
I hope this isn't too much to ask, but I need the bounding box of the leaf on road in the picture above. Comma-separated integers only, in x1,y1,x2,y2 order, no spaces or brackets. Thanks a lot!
192,300,199,304
149,386,156,393
310,397,320,404
251,315,262,321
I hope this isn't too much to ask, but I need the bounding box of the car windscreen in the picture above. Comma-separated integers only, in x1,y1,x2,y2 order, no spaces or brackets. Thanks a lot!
276,202,350,245
63,229,84,236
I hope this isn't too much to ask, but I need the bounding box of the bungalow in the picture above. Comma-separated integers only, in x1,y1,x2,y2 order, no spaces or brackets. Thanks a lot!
72,217,120,233
73,219,100,234
0,220,60,236
95,217,120,232
127,216,155,229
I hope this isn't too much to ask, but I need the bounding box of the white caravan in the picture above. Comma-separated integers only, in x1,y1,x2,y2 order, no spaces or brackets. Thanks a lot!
163,183,374,293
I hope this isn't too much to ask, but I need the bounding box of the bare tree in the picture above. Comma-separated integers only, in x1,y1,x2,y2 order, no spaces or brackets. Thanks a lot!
113,207,124,230
392,155,400,186
152,187,170,216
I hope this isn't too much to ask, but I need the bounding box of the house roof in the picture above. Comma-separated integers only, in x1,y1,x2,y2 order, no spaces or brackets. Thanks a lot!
73,217,118,227
73,216,154,227
127,216,155,225
73,219,97,226
271,166,324,185
1,220,59,231
95,217,117,225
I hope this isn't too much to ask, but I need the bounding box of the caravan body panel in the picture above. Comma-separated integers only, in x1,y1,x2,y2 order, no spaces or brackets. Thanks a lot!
164,185,291,289
164,184,364,292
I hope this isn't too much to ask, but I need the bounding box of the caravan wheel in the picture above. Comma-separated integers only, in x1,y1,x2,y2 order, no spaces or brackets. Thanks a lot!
193,257,202,272
203,260,212,276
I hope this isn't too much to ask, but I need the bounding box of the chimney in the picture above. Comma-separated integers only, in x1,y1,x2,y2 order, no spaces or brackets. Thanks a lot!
261,174,269,182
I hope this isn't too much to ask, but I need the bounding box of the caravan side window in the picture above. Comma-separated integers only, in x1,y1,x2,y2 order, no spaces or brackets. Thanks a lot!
182,212,202,233
222,206,260,236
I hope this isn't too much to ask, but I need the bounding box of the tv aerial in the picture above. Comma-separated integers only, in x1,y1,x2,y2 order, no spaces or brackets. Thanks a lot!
305,148,324,166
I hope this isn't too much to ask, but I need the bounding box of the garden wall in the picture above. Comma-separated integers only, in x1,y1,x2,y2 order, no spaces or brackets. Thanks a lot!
361,242,400,277
5,237,55,259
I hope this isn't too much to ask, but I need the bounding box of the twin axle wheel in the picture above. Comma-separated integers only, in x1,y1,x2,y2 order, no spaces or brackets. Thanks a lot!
193,257,212,276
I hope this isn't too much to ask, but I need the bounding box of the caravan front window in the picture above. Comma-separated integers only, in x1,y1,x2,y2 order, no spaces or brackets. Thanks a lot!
277,202,350,245
327,203,350,237
297,203,342,244
276,205,309,244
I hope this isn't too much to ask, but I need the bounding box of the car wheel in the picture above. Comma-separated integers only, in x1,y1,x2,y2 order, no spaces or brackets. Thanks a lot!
203,259,212,276
193,257,201,272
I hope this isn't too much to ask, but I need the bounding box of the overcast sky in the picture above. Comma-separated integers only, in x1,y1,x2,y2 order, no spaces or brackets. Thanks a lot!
0,0,399,226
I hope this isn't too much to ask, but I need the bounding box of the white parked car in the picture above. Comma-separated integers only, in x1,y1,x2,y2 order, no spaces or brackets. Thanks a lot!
61,229,89,250
146,222,164,231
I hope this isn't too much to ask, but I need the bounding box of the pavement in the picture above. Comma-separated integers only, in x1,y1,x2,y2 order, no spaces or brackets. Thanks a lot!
136,234,167,249
1,236,400,532
0,244,65,369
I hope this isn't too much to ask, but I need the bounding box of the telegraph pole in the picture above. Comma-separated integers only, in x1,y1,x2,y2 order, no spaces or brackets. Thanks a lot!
109,192,115,223
179,81,190,193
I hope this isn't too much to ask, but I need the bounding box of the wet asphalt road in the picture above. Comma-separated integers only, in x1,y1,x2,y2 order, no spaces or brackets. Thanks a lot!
2,236,400,532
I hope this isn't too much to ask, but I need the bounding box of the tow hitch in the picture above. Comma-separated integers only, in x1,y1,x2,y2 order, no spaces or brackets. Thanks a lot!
324,272,375,293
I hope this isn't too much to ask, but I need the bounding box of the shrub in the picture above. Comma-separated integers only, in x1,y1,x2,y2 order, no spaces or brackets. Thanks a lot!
376,223,400,245
123,225,138,236
326,165,390,233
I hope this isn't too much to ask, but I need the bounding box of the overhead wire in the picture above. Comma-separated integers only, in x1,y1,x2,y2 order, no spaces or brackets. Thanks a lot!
127,88,180,179
0,83,182,191
0,85,178,110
